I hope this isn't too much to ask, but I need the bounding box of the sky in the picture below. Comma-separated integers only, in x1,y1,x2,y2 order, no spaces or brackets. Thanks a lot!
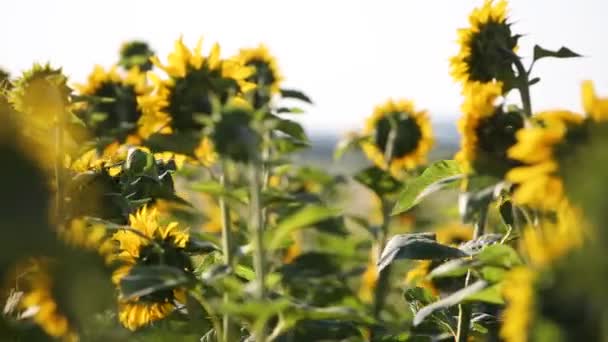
1,0,607,134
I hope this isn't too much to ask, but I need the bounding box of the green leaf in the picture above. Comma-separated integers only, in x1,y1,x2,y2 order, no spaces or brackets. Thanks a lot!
269,205,341,249
529,77,541,86
120,265,190,300
392,160,462,215
274,118,308,141
280,88,313,104
190,180,248,204
277,107,305,114
334,134,368,161
413,280,487,326
479,266,507,283
427,259,472,279
533,45,582,62
185,238,219,254
145,132,201,157
476,244,522,268
354,166,401,196
464,283,504,304
378,233,467,272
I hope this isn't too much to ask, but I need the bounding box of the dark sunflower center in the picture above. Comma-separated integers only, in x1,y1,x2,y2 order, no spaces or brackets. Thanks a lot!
167,68,239,131
246,59,275,108
83,82,141,139
373,113,422,159
466,20,518,83
136,237,192,303
474,109,524,175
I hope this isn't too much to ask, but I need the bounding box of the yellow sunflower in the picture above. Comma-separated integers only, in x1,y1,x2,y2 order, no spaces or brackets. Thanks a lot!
74,65,149,143
19,261,79,342
111,206,192,330
237,44,283,99
455,81,524,176
507,111,584,209
520,201,586,268
359,247,379,303
581,80,608,122
500,266,536,342
137,36,255,137
362,99,433,176
450,0,518,88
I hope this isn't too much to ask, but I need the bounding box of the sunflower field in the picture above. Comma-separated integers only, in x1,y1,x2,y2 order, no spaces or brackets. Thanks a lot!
1,0,607,341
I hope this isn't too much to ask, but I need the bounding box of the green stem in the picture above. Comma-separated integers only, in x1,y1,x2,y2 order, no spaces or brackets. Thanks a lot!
190,288,223,340
372,199,392,319
249,159,267,341
512,56,533,117
219,161,234,342
455,208,487,342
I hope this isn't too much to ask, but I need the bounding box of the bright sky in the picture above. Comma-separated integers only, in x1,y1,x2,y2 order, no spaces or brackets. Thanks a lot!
2,0,607,134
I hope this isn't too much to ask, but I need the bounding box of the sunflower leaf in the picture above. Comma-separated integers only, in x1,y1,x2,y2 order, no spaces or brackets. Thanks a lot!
280,88,313,104
413,280,487,326
268,204,341,250
392,160,462,215
354,166,401,196
120,265,190,300
533,45,582,62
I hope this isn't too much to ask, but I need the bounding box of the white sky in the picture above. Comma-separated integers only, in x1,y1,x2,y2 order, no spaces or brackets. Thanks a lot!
2,0,607,134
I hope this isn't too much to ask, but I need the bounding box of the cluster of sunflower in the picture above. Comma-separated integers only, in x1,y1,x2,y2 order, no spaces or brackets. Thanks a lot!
2,1,608,341
337,0,608,341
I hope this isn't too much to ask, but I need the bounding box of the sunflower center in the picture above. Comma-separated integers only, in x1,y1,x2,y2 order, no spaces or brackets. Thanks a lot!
474,109,523,175
373,113,422,159
137,237,193,303
86,82,141,138
467,21,518,83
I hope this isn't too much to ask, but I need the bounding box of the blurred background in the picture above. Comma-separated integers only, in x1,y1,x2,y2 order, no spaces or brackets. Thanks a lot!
2,0,607,169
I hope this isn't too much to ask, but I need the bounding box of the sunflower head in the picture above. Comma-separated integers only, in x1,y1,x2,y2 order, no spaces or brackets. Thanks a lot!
362,99,433,176
9,63,71,120
456,81,524,176
581,80,608,122
138,37,255,135
237,44,283,107
74,65,148,142
507,111,586,209
119,40,155,72
450,0,518,87
112,206,192,330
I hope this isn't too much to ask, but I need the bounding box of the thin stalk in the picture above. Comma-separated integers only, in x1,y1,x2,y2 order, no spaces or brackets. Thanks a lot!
219,161,234,342
511,55,533,117
54,110,65,224
455,208,488,342
372,199,392,319
249,160,267,341
189,288,223,340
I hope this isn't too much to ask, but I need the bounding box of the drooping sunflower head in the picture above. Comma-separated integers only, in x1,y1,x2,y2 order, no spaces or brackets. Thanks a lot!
500,266,536,342
119,40,155,72
450,0,518,87
74,65,148,142
507,111,586,209
237,44,283,106
362,99,433,176
137,37,255,135
581,80,608,122
111,206,192,330
455,81,524,176
9,63,71,120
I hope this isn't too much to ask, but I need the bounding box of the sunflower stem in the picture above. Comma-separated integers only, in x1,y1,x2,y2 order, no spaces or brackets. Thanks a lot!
219,160,234,342
372,198,392,320
455,208,487,342
249,158,267,342
512,55,533,117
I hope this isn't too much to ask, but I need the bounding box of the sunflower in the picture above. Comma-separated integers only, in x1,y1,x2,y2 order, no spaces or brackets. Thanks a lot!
455,81,523,176
450,0,518,88
119,40,155,72
506,111,585,209
137,36,255,137
500,266,536,342
19,261,79,342
74,65,149,143
237,44,283,107
111,206,192,330
581,80,608,122
520,201,586,268
358,247,379,303
362,99,433,176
